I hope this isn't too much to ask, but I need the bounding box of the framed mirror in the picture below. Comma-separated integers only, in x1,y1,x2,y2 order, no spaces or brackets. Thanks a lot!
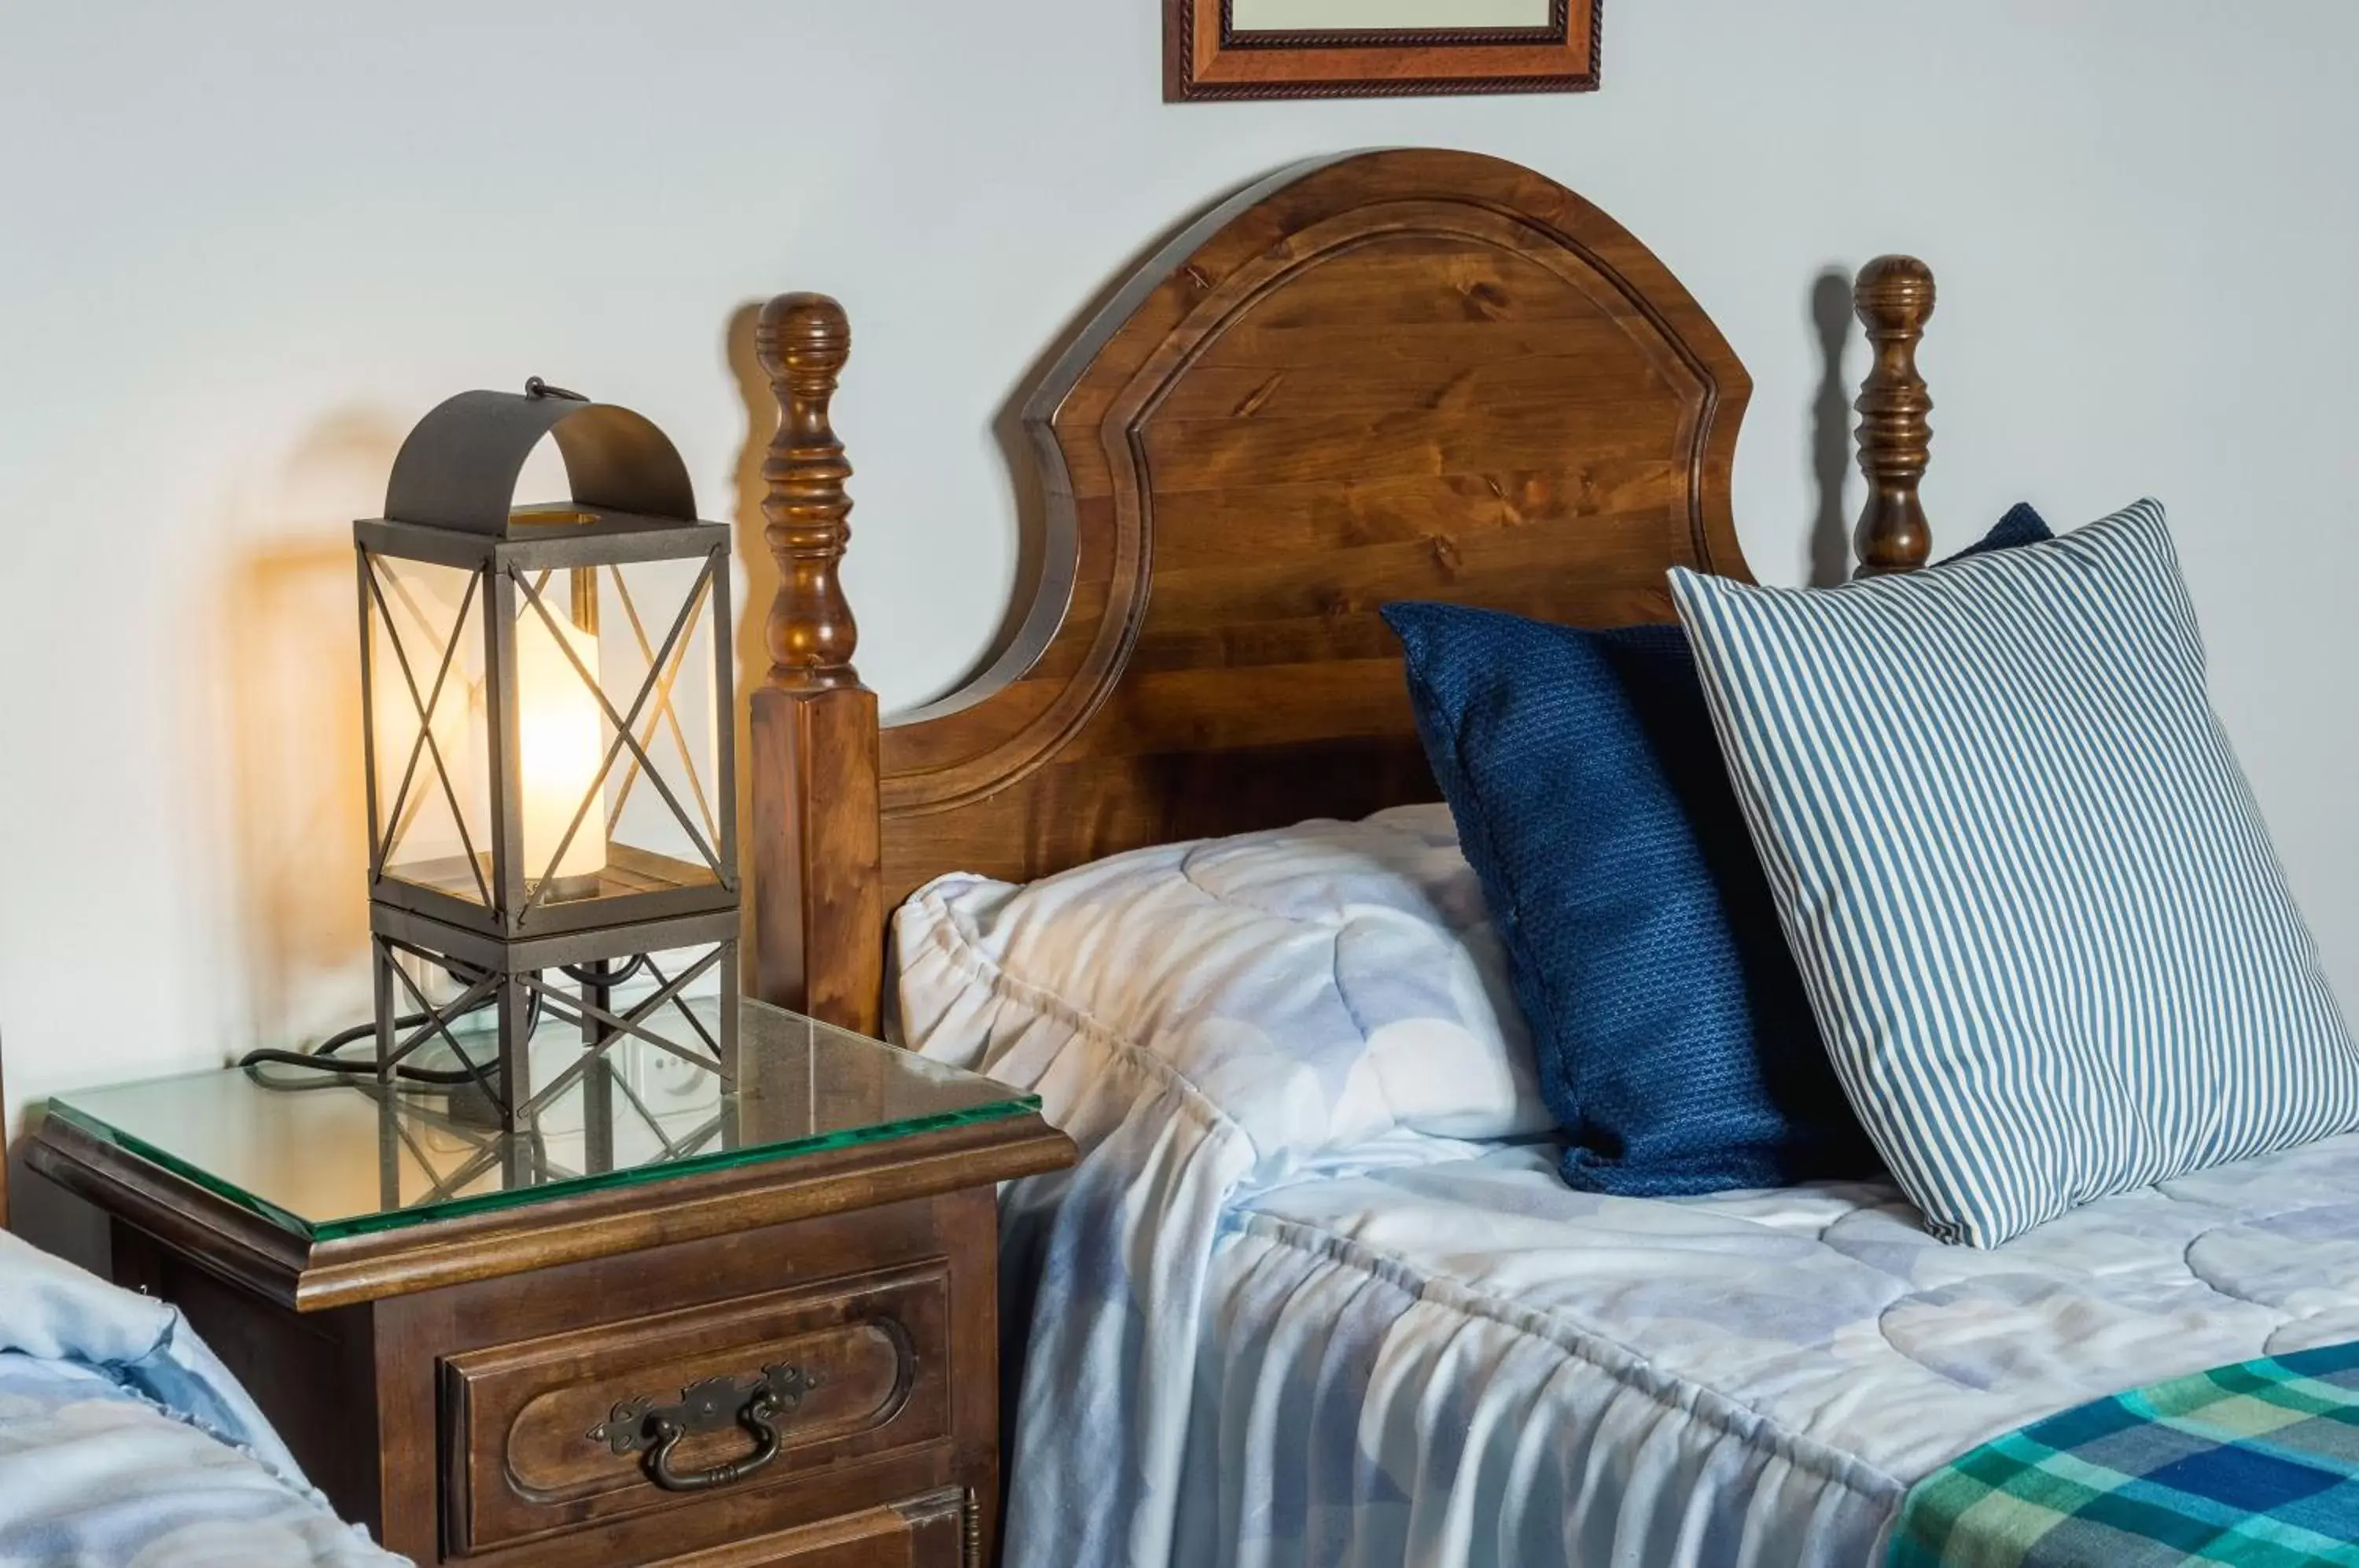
1165,0,1599,100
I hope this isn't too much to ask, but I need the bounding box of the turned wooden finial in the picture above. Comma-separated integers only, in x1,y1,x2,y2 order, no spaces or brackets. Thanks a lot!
1852,256,1936,577
756,293,859,689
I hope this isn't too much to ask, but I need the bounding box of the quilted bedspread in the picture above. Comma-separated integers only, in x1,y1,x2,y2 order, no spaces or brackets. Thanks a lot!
0,1229,401,1566
896,804,2359,1568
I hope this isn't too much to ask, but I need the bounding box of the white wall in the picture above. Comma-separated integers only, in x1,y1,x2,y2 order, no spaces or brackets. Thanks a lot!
5,1,2356,1137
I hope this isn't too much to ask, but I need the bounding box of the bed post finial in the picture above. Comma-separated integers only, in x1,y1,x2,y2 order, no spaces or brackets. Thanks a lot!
749,292,884,1034
758,293,859,686
1852,256,1936,577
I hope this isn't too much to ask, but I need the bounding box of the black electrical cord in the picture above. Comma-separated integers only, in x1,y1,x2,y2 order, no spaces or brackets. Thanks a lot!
560,954,649,988
239,1033,486,1087
238,951,542,1091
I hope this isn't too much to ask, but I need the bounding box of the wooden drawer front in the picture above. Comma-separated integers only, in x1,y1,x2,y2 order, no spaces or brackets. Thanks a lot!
645,1488,968,1567
441,1263,951,1556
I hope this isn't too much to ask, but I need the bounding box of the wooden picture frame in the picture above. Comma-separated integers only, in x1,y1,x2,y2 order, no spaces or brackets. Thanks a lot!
1164,0,1600,101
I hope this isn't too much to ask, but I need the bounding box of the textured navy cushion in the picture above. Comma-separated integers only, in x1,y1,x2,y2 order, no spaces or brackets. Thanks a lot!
1955,501,2054,557
1382,506,2052,1196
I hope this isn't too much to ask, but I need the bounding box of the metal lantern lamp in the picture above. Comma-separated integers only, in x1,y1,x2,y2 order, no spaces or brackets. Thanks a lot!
356,381,738,1131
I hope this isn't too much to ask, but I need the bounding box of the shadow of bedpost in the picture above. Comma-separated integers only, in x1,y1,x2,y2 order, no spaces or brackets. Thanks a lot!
1808,267,1856,587
724,303,772,980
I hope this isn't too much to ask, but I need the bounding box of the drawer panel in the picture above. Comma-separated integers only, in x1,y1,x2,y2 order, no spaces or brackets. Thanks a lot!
644,1488,967,1567
441,1262,951,1556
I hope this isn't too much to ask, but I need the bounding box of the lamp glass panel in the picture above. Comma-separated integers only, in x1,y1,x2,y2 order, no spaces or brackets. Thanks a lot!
511,567,610,897
366,554,494,905
522,553,726,907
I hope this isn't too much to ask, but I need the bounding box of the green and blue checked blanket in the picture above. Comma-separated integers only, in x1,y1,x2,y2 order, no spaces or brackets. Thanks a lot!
1893,1342,2359,1566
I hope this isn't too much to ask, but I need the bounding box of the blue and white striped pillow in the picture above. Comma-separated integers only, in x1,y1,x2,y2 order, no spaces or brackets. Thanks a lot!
1669,500,2359,1246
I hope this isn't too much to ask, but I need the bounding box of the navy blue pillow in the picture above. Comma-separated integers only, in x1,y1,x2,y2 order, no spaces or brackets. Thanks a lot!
1382,504,2054,1196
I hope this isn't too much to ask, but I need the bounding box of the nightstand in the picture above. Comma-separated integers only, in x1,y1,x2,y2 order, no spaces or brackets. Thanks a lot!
27,1002,1073,1567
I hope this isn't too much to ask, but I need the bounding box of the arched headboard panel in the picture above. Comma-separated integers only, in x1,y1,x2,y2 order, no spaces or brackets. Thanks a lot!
879,148,1748,893
750,150,1802,1029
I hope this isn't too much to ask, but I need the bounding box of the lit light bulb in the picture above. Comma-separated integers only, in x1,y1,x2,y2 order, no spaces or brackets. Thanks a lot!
517,606,606,891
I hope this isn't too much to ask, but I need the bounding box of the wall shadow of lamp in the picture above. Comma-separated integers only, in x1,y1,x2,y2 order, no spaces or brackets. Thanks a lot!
342,380,743,1136
225,410,407,1051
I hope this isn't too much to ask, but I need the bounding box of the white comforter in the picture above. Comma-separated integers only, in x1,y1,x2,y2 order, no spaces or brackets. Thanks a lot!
896,804,2359,1568
1208,1142,2359,1566
0,1231,399,1567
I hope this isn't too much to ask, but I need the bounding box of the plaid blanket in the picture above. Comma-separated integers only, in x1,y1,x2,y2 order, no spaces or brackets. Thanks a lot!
1892,1341,2359,1566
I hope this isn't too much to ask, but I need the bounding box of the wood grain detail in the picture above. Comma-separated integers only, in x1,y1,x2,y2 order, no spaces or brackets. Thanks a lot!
35,1088,1053,1566
749,293,886,1031
750,683,883,1034
26,1108,1071,1311
641,1488,966,1568
878,151,1748,891
443,1264,948,1555
750,149,1755,1028
1852,255,1937,576
1168,0,1602,99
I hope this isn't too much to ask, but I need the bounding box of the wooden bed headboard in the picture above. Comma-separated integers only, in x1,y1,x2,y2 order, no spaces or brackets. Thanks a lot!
747,148,1938,1032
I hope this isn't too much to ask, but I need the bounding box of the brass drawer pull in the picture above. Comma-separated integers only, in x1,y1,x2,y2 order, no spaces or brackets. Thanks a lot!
587,1364,820,1493
647,1397,780,1492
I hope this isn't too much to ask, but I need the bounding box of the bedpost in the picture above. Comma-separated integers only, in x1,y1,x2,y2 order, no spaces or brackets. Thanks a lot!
1852,256,1936,576
749,293,885,1034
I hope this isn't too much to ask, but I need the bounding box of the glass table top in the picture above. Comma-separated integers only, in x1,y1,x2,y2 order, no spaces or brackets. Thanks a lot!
47,1002,1037,1242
